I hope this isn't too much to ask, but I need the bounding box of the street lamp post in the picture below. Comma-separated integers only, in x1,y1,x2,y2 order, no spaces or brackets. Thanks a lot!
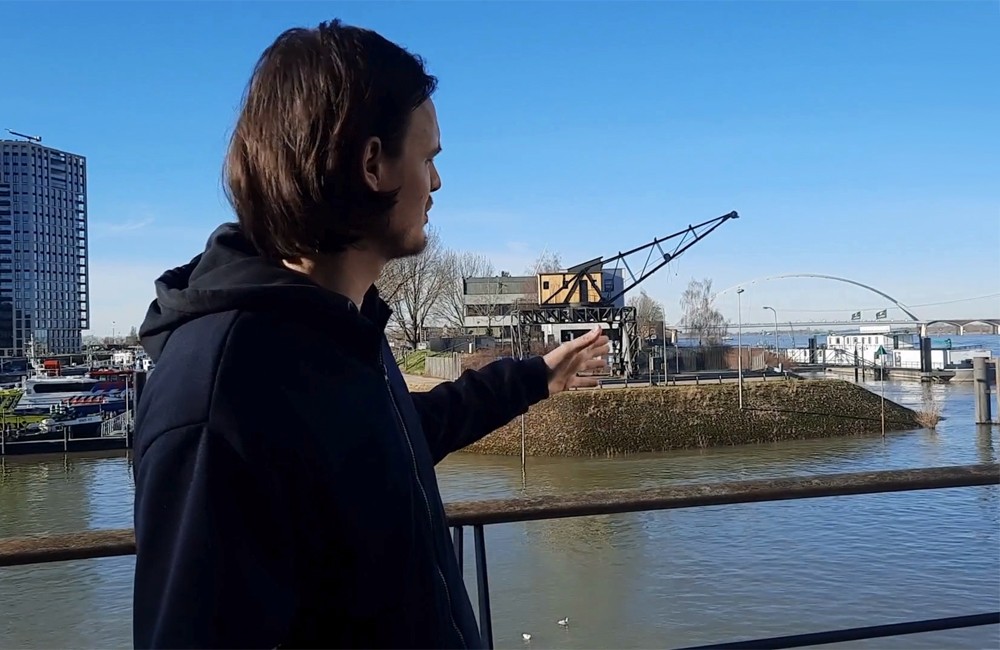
737,288,744,409
763,306,779,370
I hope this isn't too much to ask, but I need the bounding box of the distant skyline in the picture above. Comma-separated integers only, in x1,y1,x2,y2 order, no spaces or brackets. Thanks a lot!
3,0,998,335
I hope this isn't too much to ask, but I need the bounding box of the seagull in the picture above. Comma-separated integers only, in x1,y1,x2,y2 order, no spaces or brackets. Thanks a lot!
522,633,532,641
558,617,570,627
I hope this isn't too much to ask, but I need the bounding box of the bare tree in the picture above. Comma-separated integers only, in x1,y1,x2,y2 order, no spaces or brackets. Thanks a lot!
526,249,563,274
679,278,728,345
436,250,494,332
375,257,410,305
378,228,451,349
627,290,665,340
376,256,414,350
515,275,538,308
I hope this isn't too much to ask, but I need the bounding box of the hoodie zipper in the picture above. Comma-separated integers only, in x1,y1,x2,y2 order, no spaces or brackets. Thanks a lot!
380,350,468,649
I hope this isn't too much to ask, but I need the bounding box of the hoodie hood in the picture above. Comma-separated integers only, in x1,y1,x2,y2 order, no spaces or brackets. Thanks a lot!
139,223,390,361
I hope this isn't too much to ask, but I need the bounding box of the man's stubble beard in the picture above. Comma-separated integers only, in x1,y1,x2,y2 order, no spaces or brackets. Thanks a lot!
380,225,428,262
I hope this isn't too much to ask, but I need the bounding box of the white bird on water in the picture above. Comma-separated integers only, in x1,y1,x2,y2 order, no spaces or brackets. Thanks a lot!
522,632,532,641
558,617,570,627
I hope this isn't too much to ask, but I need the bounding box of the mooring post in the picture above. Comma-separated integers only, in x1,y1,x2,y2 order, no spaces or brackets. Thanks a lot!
973,356,992,424
920,337,933,373
996,359,1000,423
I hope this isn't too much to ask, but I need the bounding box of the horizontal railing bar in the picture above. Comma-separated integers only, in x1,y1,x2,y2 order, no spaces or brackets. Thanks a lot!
1,435,128,447
447,463,999,526
0,463,996,568
675,611,1000,649
0,529,135,567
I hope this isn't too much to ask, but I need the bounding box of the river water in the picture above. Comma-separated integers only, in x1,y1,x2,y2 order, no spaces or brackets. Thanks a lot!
2,340,999,649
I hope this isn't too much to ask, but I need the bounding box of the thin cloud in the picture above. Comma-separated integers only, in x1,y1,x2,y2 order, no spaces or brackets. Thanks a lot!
108,217,155,233
93,216,156,235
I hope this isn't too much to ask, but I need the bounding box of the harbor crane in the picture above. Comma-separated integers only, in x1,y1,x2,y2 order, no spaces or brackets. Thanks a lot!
513,211,740,377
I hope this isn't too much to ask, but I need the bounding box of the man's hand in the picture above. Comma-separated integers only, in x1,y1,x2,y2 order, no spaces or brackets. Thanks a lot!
542,326,611,396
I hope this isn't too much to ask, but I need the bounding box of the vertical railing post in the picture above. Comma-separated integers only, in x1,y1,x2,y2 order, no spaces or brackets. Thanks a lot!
452,526,463,572
473,524,493,649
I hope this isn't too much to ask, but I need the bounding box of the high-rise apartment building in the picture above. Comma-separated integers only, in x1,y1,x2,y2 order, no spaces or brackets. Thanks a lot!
0,137,89,356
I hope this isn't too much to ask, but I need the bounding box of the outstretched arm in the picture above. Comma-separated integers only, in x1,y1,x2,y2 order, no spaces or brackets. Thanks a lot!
412,327,610,463
410,356,549,463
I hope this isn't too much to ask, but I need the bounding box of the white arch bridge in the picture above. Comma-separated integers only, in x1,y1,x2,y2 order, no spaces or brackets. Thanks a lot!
709,274,999,335
736,318,1000,336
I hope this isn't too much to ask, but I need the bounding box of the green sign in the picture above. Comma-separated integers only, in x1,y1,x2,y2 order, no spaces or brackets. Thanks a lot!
874,345,888,358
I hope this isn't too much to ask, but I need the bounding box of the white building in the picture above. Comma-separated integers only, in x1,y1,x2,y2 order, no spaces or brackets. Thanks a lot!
111,349,136,368
823,326,910,365
110,347,154,371
786,325,993,369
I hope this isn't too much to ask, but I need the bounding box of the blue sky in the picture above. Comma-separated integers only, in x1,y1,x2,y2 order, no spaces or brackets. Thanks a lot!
3,0,998,335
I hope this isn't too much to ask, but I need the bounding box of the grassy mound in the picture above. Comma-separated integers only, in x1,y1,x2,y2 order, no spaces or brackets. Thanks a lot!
466,380,919,457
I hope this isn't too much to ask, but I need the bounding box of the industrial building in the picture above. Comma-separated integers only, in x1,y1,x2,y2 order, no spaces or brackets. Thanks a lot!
462,266,626,344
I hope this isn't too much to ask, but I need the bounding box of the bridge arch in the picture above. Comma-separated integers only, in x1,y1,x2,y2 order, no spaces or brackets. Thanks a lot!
925,319,1000,335
712,273,921,321
924,320,963,330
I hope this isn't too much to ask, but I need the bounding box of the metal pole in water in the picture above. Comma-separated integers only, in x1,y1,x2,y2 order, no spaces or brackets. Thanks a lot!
520,414,525,474
973,356,992,424
737,288,744,410
662,327,667,383
880,354,886,438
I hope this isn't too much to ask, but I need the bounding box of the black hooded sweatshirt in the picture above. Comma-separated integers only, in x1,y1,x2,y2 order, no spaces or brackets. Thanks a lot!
132,223,550,649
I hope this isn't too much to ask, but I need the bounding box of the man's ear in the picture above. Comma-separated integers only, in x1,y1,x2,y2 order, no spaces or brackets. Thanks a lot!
361,136,383,192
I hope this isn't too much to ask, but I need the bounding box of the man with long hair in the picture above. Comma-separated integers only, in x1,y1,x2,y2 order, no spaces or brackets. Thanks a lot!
132,19,608,649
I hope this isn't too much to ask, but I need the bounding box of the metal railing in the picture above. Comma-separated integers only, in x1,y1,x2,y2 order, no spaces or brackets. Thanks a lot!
1,464,998,648
100,409,133,437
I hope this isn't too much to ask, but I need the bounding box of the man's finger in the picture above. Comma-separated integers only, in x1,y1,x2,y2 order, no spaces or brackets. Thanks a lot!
567,327,602,351
587,336,610,351
570,376,599,389
587,342,611,358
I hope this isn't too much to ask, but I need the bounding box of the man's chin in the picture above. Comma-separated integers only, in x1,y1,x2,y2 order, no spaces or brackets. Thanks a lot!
386,235,429,260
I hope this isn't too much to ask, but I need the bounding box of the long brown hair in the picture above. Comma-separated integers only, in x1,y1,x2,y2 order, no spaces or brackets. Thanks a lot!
224,19,437,259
